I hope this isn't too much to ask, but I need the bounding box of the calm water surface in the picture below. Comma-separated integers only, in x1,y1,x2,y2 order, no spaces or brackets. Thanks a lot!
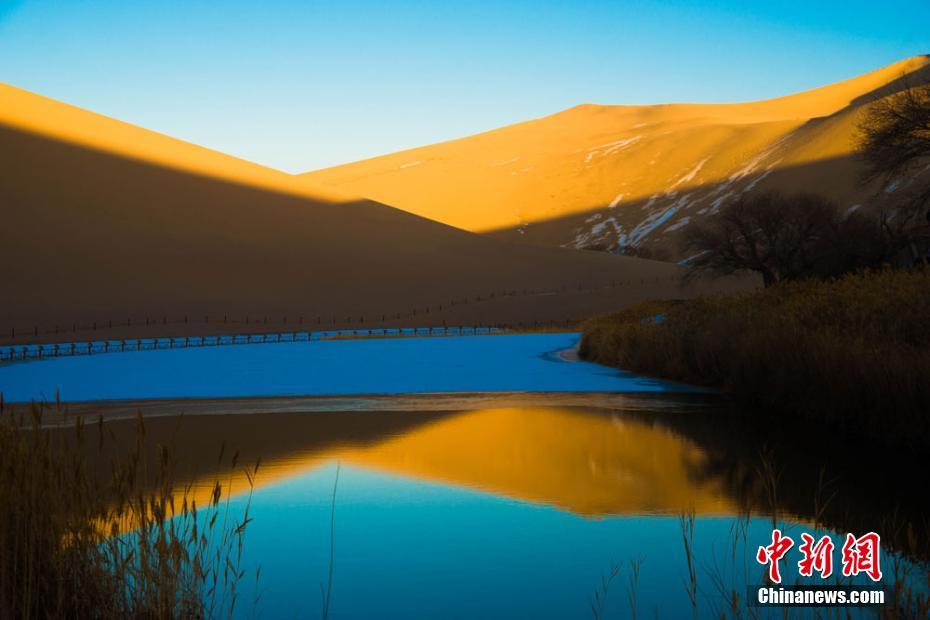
81,395,927,619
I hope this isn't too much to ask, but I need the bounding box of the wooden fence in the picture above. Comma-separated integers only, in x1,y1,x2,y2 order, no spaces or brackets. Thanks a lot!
2,275,679,342
0,326,507,364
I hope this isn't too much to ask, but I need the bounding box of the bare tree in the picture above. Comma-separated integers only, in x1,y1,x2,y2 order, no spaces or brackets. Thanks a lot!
684,192,840,286
858,75,930,262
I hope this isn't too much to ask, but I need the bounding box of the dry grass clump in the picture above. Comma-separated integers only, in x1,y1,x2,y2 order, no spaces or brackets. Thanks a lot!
0,404,258,619
580,269,930,447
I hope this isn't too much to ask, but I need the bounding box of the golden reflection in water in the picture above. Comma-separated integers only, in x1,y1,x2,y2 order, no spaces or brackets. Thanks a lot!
337,407,735,515
138,406,736,518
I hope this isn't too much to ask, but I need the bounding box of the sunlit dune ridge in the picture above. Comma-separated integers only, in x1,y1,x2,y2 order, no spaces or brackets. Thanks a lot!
0,83,349,204
301,55,930,257
3,80,754,335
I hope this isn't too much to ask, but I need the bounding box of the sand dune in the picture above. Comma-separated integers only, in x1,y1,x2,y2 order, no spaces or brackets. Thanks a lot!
301,56,930,258
0,85,750,343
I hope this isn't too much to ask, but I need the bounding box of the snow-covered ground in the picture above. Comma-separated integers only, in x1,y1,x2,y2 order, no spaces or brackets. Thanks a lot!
0,333,697,403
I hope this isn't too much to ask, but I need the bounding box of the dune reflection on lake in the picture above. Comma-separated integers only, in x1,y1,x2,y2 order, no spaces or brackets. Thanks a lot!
46,394,929,618
74,397,736,519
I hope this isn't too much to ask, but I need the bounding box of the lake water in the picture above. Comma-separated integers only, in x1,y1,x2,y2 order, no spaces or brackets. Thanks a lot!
67,397,928,619
0,332,698,403
6,334,928,617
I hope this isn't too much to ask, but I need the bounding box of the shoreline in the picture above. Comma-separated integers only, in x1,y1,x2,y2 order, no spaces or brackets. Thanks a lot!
8,391,720,428
0,332,703,405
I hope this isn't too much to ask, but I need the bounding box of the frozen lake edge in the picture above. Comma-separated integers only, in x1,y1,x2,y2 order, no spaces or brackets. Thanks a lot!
0,332,703,404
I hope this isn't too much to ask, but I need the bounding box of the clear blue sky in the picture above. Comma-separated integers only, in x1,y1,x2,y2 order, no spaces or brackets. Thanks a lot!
1,0,927,172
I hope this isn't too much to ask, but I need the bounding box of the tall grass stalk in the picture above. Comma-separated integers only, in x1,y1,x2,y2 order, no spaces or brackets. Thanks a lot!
0,403,259,619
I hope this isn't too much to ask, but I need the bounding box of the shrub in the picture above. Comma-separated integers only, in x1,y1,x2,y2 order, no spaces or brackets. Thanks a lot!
580,269,930,447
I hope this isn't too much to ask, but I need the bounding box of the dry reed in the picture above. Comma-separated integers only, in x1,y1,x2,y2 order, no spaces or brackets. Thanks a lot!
580,269,930,447
0,403,258,619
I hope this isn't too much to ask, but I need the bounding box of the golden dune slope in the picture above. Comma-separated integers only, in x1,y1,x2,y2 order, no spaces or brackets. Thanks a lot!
0,84,753,340
301,56,930,258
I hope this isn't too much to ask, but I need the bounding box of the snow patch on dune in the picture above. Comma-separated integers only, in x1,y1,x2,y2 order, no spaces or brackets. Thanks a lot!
583,136,642,164
670,159,708,191
708,190,735,214
571,215,625,249
665,216,691,233
621,203,683,248
679,250,709,265
395,160,425,170
640,194,659,211
608,192,626,209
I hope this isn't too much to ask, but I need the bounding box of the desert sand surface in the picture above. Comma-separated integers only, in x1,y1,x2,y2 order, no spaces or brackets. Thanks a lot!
302,56,930,258
0,85,753,345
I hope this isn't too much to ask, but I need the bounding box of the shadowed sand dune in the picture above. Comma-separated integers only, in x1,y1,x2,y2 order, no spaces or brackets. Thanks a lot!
301,56,930,258
0,85,754,343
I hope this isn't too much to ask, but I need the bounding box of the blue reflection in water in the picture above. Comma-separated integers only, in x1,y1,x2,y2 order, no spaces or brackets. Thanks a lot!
220,462,888,619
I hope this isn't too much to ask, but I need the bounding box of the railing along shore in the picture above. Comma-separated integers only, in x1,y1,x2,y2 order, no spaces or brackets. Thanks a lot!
0,326,510,364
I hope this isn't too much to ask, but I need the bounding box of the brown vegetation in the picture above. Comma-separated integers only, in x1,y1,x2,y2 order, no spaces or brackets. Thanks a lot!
858,74,930,264
684,191,911,286
0,405,258,619
579,269,930,448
